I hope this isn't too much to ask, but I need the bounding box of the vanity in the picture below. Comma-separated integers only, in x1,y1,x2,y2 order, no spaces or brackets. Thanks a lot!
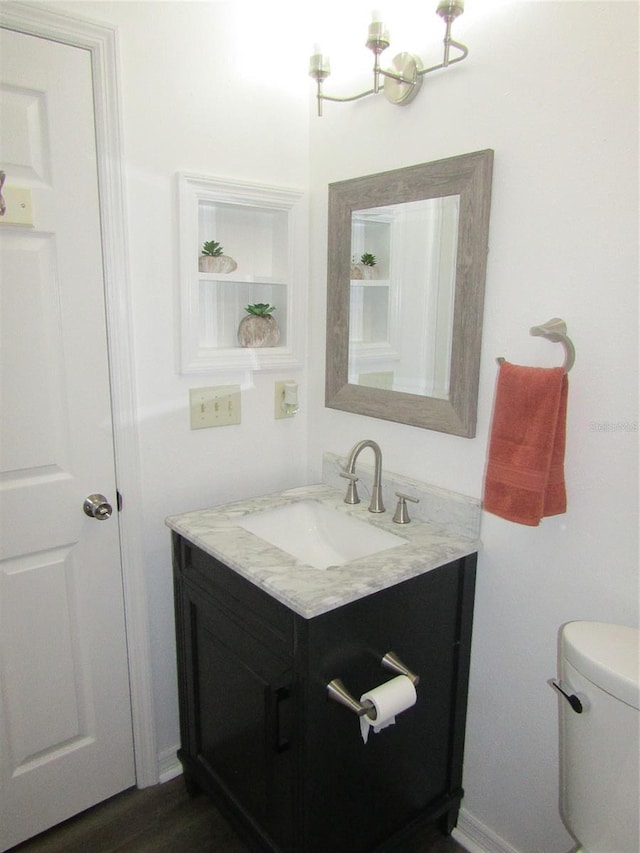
166,147,491,850
167,459,480,852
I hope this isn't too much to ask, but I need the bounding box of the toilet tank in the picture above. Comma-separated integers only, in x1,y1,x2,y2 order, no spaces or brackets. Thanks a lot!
558,621,639,853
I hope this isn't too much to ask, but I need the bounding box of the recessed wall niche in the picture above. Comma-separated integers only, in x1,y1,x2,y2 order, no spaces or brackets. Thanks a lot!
177,173,307,373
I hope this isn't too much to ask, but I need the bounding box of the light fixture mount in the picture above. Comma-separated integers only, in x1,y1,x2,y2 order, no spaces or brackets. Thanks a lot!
309,2,468,116
383,53,423,106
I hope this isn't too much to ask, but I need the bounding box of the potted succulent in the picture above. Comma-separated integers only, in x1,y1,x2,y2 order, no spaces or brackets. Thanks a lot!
198,239,238,274
351,252,377,280
237,303,280,348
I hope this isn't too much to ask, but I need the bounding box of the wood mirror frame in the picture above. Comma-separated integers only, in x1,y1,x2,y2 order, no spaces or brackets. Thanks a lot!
325,149,493,437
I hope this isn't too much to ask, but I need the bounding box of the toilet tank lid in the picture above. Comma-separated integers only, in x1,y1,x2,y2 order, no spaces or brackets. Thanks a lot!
562,621,639,710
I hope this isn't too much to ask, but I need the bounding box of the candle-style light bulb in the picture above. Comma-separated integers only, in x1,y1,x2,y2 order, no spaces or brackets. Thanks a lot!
436,0,465,23
309,43,330,80
366,8,389,53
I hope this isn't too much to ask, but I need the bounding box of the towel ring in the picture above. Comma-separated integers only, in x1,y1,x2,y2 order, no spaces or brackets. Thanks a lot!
497,318,575,373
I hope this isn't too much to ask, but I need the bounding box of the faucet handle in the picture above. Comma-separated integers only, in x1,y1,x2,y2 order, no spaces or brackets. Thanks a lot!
393,491,420,524
340,471,360,505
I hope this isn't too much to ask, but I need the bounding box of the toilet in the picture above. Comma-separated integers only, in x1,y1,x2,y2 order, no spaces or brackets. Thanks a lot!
556,621,639,853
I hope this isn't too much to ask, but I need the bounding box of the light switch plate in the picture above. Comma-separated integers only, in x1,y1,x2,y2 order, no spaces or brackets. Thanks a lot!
0,186,34,226
190,385,241,429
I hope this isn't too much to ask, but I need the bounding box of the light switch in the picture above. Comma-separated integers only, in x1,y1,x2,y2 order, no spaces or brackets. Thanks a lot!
190,386,241,429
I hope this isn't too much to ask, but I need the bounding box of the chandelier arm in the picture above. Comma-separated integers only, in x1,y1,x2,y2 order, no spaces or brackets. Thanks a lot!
373,55,384,94
417,41,468,78
445,38,469,63
309,2,469,114
379,66,417,84
318,88,377,104
416,60,446,78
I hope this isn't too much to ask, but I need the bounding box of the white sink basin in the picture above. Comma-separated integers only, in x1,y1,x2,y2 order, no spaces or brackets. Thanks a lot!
238,499,406,570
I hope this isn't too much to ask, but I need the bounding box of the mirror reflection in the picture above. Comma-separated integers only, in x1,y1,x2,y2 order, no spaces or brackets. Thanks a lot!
325,150,494,437
349,195,460,399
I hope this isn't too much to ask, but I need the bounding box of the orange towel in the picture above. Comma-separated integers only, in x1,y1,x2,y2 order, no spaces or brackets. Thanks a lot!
483,361,568,526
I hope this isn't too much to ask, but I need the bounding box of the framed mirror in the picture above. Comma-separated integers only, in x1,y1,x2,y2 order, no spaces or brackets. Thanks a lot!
325,150,493,437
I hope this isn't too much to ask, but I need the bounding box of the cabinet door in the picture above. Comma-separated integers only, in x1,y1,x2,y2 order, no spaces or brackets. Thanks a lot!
301,558,475,852
181,581,296,851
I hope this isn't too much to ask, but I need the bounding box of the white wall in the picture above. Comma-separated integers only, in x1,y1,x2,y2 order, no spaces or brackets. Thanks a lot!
55,0,312,764
308,2,638,851
48,2,639,851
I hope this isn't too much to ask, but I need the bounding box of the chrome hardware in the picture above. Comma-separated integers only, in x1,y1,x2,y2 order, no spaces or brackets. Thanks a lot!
83,493,113,521
497,317,575,374
339,470,360,504
551,679,583,714
327,679,376,719
327,651,419,718
530,318,575,373
392,492,420,524
0,171,6,216
343,439,385,513
381,651,420,686
309,3,469,116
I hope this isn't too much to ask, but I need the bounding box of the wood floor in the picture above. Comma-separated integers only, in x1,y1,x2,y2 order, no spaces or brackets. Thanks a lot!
10,776,465,853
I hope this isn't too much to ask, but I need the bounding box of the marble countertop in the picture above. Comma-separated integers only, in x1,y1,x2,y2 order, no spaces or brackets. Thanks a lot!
166,482,480,619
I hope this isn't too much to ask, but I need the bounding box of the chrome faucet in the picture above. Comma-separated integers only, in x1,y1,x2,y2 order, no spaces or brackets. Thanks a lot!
340,439,385,513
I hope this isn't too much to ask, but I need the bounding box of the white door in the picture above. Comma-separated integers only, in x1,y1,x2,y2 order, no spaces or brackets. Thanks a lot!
0,28,135,851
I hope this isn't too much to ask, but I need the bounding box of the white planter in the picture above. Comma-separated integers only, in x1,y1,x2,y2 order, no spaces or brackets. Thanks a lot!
237,315,280,348
198,254,238,274
351,264,377,280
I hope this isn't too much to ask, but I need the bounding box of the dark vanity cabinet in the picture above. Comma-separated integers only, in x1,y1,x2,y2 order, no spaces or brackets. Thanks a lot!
172,533,476,853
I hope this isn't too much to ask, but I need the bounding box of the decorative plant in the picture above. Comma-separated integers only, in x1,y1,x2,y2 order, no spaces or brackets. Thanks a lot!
360,252,377,267
244,303,276,317
198,239,237,273
201,240,224,257
238,303,279,348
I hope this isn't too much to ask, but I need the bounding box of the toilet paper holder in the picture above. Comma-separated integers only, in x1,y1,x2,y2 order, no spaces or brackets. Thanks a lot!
327,651,420,720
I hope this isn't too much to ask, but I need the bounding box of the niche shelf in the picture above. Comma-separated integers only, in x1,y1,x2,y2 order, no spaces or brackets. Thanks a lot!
349,211,400,379
177,173,307,373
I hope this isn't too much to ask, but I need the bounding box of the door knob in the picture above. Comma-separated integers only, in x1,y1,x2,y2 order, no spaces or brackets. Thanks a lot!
83,493,113,520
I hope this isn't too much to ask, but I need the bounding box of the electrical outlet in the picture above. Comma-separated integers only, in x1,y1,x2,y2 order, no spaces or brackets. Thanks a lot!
274,380,296,419
190,386,241,429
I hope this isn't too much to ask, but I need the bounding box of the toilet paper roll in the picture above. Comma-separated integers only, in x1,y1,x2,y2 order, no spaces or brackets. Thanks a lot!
359,675,417,744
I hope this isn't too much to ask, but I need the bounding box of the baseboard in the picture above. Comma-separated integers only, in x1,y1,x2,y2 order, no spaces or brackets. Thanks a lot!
453,807,522,853
157,745,183,784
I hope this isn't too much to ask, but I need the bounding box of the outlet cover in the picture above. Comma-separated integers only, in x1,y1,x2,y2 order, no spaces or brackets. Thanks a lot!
274,380,296,419
190,385,241,429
